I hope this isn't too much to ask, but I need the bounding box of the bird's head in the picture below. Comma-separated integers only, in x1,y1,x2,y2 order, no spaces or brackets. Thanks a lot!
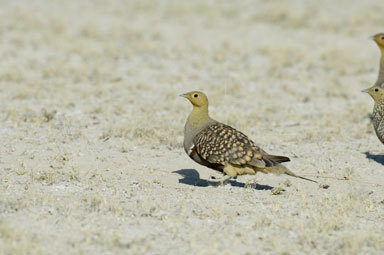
371,33,384,48
180,91,208,107
363,85,384,103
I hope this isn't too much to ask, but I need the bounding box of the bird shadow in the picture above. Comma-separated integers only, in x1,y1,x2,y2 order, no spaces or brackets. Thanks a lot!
363,152,384,165
173,169,274,190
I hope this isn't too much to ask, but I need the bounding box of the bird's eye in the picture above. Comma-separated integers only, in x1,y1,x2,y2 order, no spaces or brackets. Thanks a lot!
381,37,384,40
193,94,198,98
374,88,379,92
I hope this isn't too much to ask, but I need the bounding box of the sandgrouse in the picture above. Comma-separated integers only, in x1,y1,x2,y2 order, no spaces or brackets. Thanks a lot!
180,91,316,185
371,33,384,87
363,33,384,144
363,86,384,144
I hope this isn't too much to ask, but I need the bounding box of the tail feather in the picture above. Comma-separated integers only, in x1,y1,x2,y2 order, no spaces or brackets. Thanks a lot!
263,154,290,163
264,164,317,183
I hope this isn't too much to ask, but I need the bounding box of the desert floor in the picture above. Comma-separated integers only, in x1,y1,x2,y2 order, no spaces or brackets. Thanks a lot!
0,0,384,254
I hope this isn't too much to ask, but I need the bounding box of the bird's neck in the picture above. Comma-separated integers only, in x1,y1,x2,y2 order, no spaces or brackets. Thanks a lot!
184,105,212,152
187,106,211,129
378,50,384,85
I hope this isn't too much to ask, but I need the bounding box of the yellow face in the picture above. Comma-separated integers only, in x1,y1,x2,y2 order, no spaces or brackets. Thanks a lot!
364,86,384,102
180,91,208,107
372,33,384,48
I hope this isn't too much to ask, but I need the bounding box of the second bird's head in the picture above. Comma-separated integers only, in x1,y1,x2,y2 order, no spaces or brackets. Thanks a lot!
363,86,384,102
180,91,208,107
371,33,384,48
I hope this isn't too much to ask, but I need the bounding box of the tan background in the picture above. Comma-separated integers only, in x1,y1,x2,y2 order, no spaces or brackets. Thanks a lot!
0,0,383,254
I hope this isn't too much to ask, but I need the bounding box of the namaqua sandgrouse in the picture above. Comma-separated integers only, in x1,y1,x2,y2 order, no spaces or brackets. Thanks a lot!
180,91,317,185
371,33,384,87
363,86,384,144
363,33,384,144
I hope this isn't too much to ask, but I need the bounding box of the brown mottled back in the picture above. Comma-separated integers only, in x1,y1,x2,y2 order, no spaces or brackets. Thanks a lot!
193,122,289,169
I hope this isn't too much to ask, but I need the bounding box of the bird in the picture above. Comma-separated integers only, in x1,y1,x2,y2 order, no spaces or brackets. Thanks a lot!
362,86,384,144
180,91,317,185
362,33,384,144
370,33,384,87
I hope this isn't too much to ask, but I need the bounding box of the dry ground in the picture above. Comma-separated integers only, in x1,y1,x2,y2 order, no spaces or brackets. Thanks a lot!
0,0,384,254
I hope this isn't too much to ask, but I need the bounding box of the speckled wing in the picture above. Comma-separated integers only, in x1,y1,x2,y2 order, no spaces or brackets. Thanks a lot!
193,122,276,168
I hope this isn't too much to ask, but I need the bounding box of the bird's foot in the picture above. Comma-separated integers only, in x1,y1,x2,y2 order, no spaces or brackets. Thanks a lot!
209,175,233,186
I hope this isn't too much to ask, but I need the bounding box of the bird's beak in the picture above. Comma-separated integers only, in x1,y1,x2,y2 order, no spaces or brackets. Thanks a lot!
362,88,369,93
179,93,187,98
368,35,374,40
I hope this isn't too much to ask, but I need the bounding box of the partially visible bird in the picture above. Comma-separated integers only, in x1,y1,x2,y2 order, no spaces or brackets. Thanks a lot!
362,86,384,144
180,91,317,185
370,33,384,87
363,33,384,144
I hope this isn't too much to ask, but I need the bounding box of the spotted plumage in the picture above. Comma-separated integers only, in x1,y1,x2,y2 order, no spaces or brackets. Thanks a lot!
364,86,384,144
373,103,384,143
194,122,268,167
180,91,316,184
363,33,384,144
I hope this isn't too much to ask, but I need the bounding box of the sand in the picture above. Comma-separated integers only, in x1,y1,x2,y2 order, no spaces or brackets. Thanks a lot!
0,0,383,254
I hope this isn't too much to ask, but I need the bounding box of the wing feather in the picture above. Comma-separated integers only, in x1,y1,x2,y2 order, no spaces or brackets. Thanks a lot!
193,122,281,168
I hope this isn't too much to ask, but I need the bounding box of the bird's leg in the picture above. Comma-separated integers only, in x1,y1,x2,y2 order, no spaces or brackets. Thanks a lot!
208,163,238,186
209,175,233,186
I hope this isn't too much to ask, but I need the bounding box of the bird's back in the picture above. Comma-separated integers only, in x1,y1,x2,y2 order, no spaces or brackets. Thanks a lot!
189,121,290,170
193,122,262,165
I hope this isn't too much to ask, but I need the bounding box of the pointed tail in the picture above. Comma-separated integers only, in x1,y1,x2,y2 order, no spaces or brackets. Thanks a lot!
266,164,317,183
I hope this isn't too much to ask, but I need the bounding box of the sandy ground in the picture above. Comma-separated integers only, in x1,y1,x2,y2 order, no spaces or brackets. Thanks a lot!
0,0,384,254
